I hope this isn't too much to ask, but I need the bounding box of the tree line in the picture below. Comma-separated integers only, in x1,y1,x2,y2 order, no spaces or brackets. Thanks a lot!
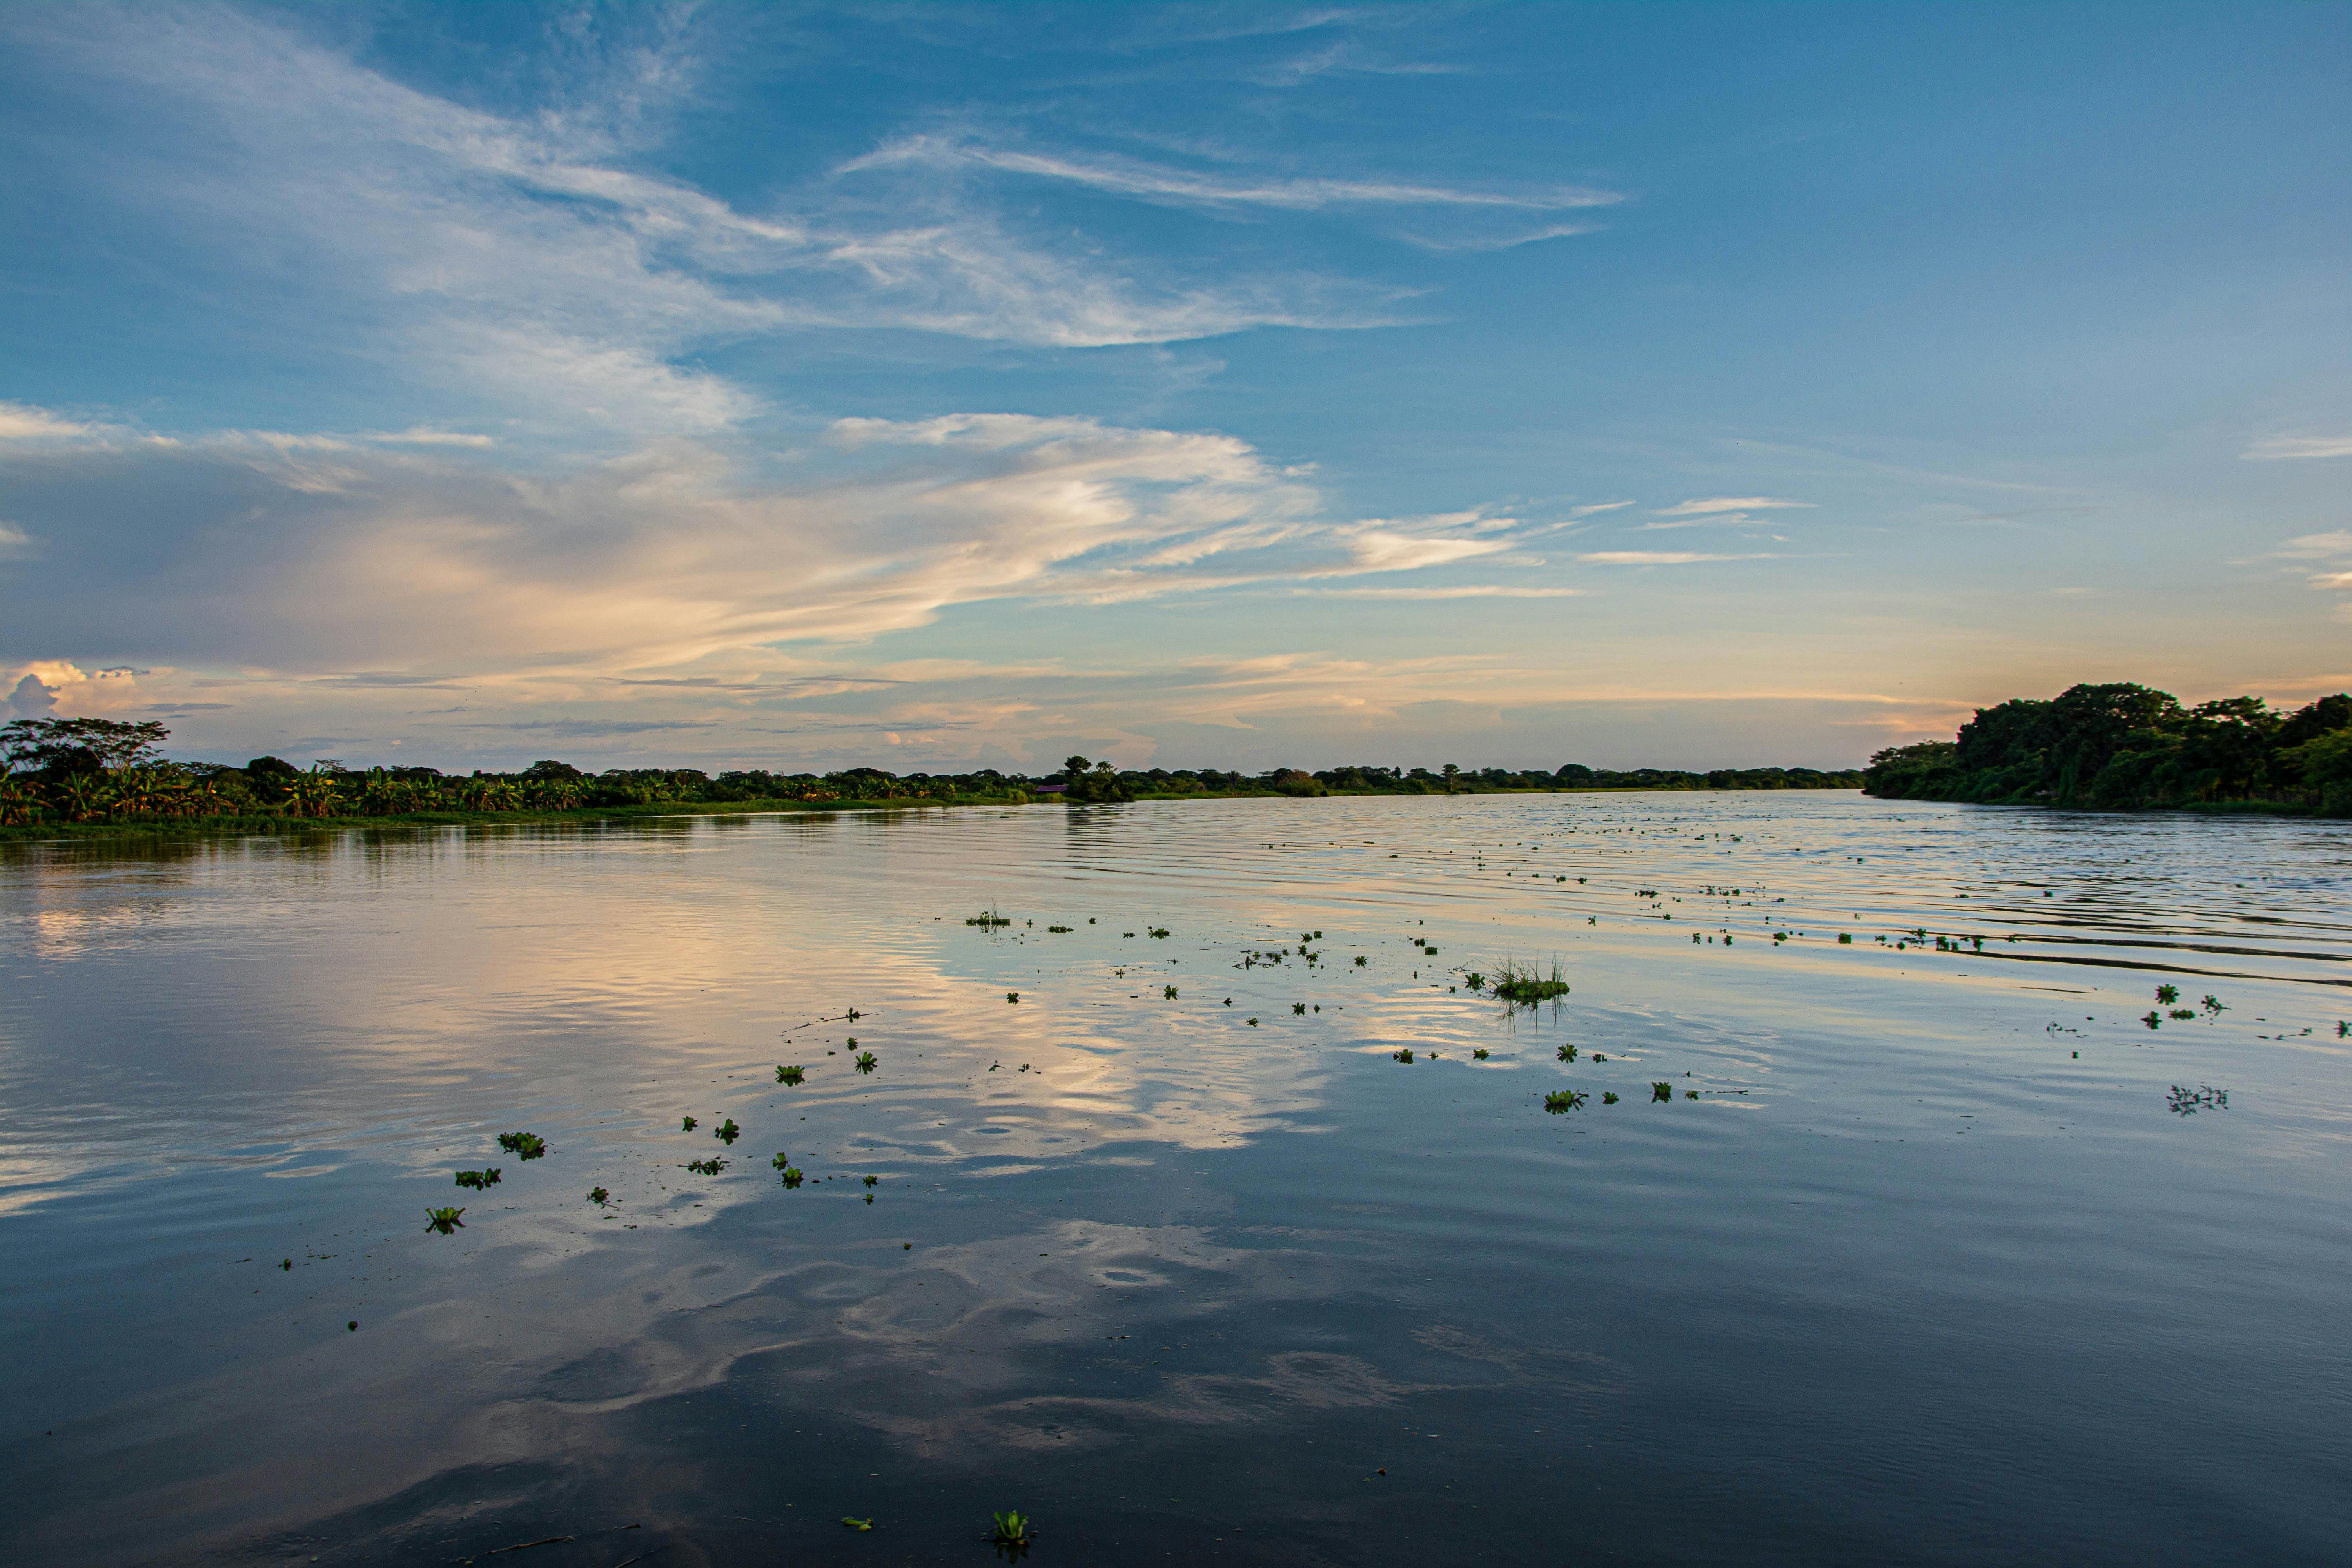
1862,682,2352,815
0,717,1862,831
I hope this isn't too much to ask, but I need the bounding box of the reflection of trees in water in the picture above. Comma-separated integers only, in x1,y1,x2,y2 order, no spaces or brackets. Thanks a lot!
2166,1083,2228,1114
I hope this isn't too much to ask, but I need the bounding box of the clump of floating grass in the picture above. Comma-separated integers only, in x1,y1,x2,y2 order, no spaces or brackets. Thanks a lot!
2156,984,2180,1005
2168,1007,2195,1020
1292,1002,1306,1016
1355,955,1367,966
1007,991,1020,1004
776,1064,806,1085
1602,1091,1619,1104
1651,1082,1673,1103
1246,1016,1260,1027
1544,1089,1586,1112
1685,1089,1699,1099
2141,1011,2162,1029
496,1132,548,1161
1048,925,1073,933
681,1115,698,1131
854,1050,878,1074
424,1206,466,1234
715,1118,741,1144
1556,1043,1578,1063
2202,995,2226,1015
587,1185,612,1205
967,908,1012,927
1491,958,1570,1004
1392,1047,1414,1063
687,1157,726,1175
1473,1047,1490,1059
989,1510,1034,1554
1149,927,1170,938
863,1174,878,1187
1465,972,1485,990
453,1168,501,1190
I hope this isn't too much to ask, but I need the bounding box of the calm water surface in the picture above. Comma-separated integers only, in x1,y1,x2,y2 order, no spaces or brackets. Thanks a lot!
3,792,2348,1565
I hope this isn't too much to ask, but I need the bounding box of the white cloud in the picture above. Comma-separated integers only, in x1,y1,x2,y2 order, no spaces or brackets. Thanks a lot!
840,134,1621,214
1568,500,1633,517
0,403,100,442
365,428,497,448
1575,551,1777,565
1653,496,1813,516
2242,433,2352,461
1300,585,1581,599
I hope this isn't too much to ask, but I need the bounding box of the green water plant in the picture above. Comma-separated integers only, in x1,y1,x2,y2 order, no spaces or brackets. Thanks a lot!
1557,1043,1577,1063
1048,925,1072,933
496,1132,548,1160
1473,1047,1490,1060
1292,1002,1306,1015
989,1510,1034,1550
715,1118,740,1144
1165,985,1178,999
2202,995,2226,1014
1246,1016,1259,1026
863,1174,878,1187
778,1164,805,1188
1007,991,1020,1004
1651,1082,1673,1103
1149,927,1170,938
1393,1047,1414,1063
1464,972,1485,989
842,1517,872,1532
2141,1011,2162,1029
1492,958,1570,1004
1544,1089,1586,1112
1602,1091,1619,1104
1355,955,1367,965
681,1115,698,1131
453,1168,501,1190
2156,984,2180,1005
2167,1007,2195,1020
687,1157,726,1175
424,1206,466,1234
587,1185,611,1205
776,1065,805,1085
854,1050,878,1073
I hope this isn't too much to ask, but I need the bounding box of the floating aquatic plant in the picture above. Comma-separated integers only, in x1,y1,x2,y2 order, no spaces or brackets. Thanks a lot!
2202,995,2226,1014
1838,933,1853,944
1685,1089,1699,1099
1465,972,1486,989
588,1185,612,1205
1544,1089,1586,1112
715,1118,741,1144
687,1157,726,1175
1392,1047,1414,1063
842,1517,872,1532
681,1115,698,1131
1557,1043,1578,1063
1292,1002,1306,1016
967,911,1011,927
854,1050,878,1073
2156,984,2180,1005
1165,985,1179,999
452,1168,502,1190
1602,1091,1619,1104
863,1174,877,1187
2141,1011,2162,1029
1355,955,1367,966
777,1065,806,1085
2168,1008,2195,1021
989,1510,1034,1551
496,1132,548,1160
1246,1016,1259,1026
1492,958,1570,1005
2167,1083,2229,1115
1048,925,1072,933
1651,1082,1673,1103
778,1165,805,1188
424,1206,466,1234
1007,991,1020,1004
1473,1047,1490,1060
1149,927,1170,938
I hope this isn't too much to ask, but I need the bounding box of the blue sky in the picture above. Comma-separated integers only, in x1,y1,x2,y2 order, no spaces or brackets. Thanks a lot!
2,1,2347,773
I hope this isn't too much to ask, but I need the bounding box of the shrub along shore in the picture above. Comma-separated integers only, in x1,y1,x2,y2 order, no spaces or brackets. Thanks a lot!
1863,682,2352,816
0,721,1863,844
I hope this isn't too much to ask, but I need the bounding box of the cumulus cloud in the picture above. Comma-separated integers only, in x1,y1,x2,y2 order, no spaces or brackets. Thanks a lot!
0,414,1563,689
0,403,99,442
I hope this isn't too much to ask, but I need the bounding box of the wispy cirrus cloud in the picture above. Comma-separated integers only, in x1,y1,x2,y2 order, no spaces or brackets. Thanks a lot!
1653,496,1813,516
839,134,1621,214
1576,550,1778,565
2241,433,2352,461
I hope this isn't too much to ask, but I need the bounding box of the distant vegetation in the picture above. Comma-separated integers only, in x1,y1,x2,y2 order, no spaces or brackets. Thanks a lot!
1864,683,2352,815
0,716,1862,838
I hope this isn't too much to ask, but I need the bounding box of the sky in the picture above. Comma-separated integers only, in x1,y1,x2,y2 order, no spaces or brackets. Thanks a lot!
1,1,2347,776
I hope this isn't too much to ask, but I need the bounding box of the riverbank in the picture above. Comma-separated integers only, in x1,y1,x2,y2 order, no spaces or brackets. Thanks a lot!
0,782,1868,846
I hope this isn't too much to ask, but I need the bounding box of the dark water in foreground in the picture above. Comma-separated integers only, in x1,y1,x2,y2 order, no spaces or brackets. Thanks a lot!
2,792,2347,1566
